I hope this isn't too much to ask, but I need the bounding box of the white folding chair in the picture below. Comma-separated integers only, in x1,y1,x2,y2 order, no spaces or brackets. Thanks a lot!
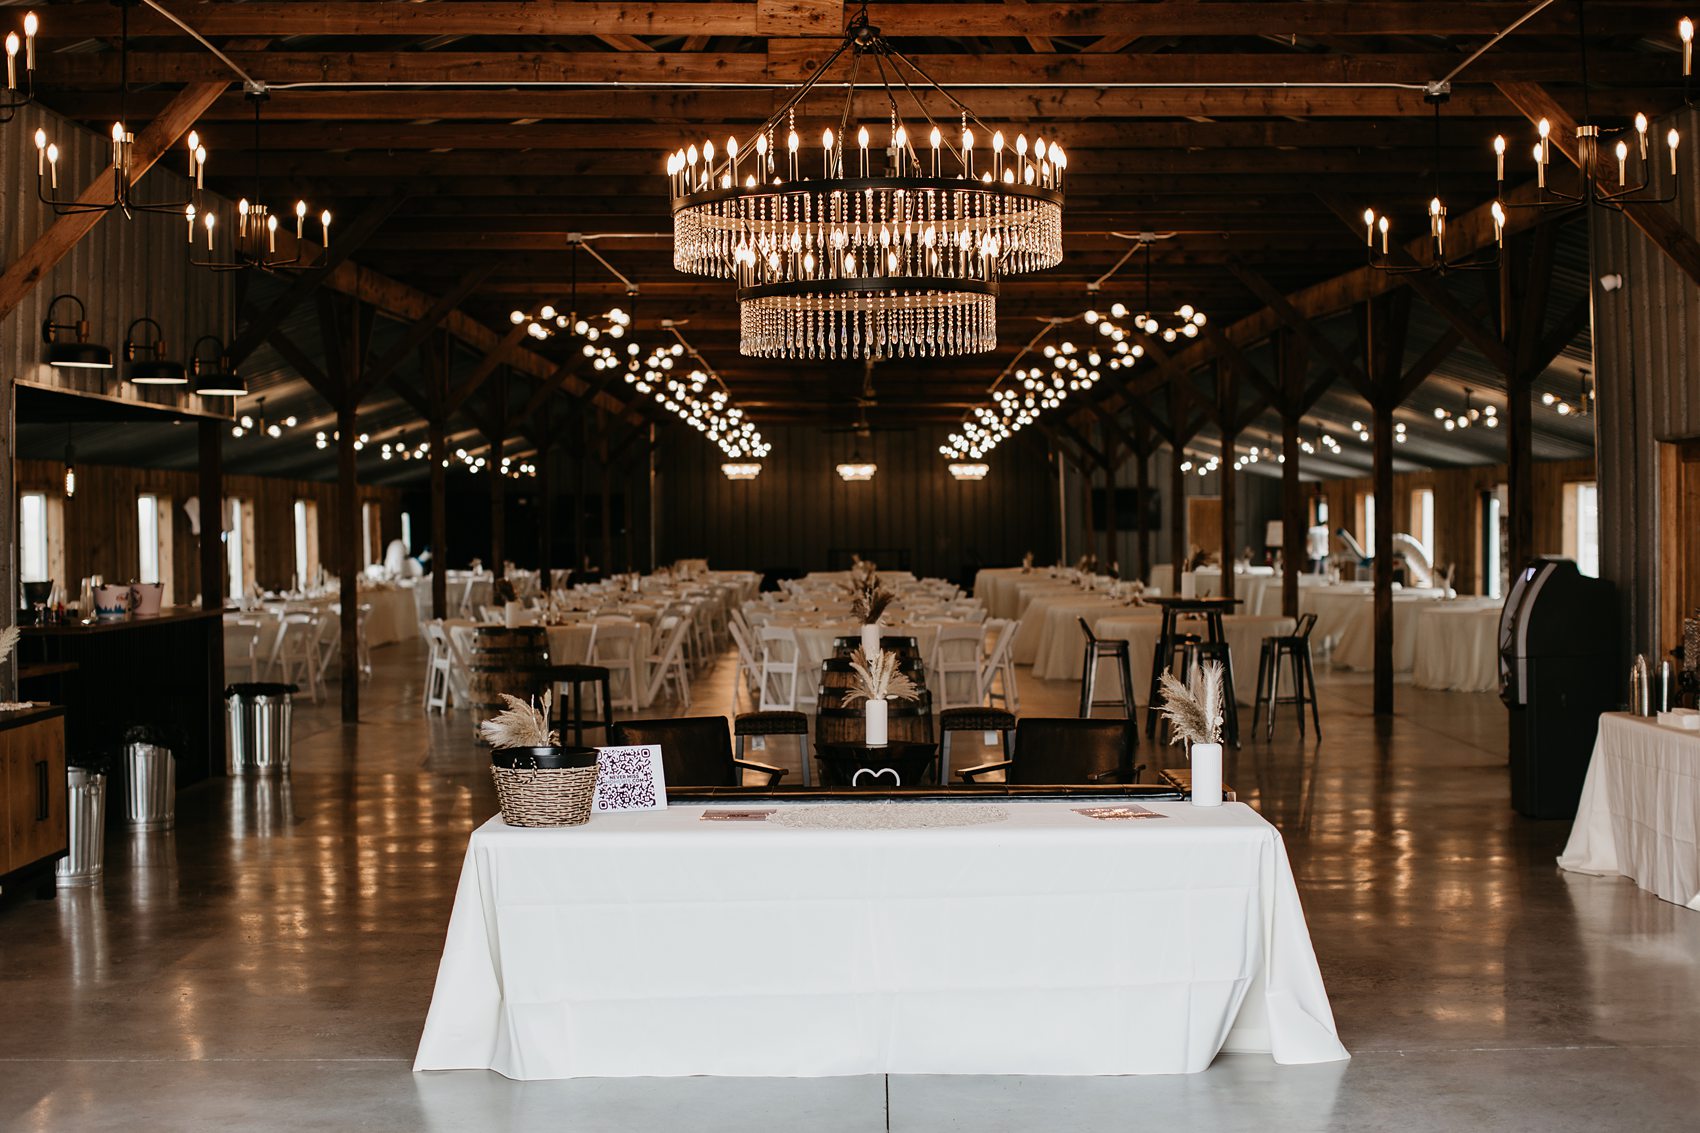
591,618,644,711
757,625,801,711
422,620,455,712
980,618,1020,712
930,623,988,710
643,615,693,708
273,616,322,702
727,618,763,712
223,620,261,683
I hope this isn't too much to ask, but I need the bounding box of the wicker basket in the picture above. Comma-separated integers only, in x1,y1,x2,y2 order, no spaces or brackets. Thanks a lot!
490,747,600,827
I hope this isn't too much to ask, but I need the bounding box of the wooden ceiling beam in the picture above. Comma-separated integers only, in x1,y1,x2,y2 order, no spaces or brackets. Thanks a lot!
40,3,1652,40
39,50,1655,88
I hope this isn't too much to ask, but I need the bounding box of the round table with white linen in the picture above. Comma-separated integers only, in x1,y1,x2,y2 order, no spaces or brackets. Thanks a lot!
1013,592,1130,669
359,585,418,647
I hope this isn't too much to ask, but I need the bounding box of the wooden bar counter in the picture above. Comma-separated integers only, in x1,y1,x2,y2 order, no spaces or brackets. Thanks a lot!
19,609,225,790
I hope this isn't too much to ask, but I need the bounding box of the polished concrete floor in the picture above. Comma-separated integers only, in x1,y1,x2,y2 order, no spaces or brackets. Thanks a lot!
1,638,1697,1132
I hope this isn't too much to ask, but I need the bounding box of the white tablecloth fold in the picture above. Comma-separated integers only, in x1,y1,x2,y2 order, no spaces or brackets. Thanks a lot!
1559,713,1700,911
414,802,1349,1078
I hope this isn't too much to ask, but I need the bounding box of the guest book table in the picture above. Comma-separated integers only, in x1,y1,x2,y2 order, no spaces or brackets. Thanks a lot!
414,800,1348,1079
1559,713,1700,910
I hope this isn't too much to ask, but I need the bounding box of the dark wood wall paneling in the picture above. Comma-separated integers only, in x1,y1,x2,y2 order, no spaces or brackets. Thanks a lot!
15,458,402,600
653,426,1059,582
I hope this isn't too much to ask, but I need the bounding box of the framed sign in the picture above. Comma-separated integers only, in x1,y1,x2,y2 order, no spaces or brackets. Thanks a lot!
592,745,667,813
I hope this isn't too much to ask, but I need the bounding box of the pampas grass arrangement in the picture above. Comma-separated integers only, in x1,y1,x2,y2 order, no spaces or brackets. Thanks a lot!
850,587,894,626
478,692,559,749
1155,661,1225,748
843,647,921,705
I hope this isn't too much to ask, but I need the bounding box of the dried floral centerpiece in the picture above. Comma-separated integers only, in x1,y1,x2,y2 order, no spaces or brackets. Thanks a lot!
0,626,32,712
1021,550,1035,573
481,692,601,827
848,569,895,655
845,647,922,747
1154,662,1226,807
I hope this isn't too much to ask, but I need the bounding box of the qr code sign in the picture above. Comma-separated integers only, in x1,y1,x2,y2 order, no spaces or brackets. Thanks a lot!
592,745,666,813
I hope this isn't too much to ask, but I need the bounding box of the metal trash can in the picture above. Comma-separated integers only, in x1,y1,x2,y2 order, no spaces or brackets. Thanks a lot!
225,682,297,775
56,766,108,888
122,736,176,831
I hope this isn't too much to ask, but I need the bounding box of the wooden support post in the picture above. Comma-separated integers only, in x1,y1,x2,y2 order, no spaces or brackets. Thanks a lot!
1102,423,1119,575
489,431,505,578
1366,299,1403,717
1280,331,1306,620
1133,430,1151,582
1170,445,1187,583
538,433,554,591
1078,451,1098,566
198,420,224,611
429,415,447,618
1216,361,1238,601
336,402,360,723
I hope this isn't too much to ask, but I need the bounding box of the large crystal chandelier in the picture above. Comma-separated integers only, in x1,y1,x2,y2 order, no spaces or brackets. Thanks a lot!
666,6,1066,360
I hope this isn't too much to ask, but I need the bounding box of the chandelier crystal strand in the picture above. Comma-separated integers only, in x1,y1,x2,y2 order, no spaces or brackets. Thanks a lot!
667,8,1064,359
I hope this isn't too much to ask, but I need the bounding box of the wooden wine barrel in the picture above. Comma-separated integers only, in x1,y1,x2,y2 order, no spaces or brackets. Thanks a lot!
817,657,927,702
831,635,922,661
467,625,552,722
814,693,935,747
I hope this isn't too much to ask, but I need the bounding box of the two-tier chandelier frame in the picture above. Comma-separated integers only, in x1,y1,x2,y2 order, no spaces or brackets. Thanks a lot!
667,4,1066,360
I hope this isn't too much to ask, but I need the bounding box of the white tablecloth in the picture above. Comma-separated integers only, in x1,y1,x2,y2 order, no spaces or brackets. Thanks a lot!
360,587,418,647
1093,613,1296,706
1302,586,1450,671
766,618,953,703
1013,592,1127,667
414,801,1349,1079
1559,713,1700,910
1411,602,1503,692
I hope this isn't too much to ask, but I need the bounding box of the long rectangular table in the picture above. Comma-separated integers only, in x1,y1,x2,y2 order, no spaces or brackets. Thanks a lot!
414,801,1349,1079
1559,713,1700,910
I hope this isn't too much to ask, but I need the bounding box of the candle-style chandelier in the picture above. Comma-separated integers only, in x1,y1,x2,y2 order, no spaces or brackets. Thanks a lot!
1086,236,1208,345
33,2,208,219
3,10,39,123
666,5,1066,360
1497,0,1678,216
188,93,330,272
1365,93,1502,274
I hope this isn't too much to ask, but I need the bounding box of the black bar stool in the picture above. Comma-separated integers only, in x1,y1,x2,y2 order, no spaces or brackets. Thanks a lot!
1252,613,1323,741
1179,640,1240,747
549,663,614,745
1077,618,1136,719
939,706,1016,784
734,710,812,785
1144,598,1236,736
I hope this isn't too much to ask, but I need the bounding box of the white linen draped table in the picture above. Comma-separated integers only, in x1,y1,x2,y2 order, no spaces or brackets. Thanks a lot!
414,801,1348,1079
1029,596,1148,680
1009,589,1115,665
358,586,418,647
1559,713,1700,910
1092,613,1297,706
1411,600,1503,692
1300,585,1448,668
973,567,1054,620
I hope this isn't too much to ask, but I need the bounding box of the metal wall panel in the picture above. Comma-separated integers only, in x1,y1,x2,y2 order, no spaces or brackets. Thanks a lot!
2,101,234,416
1593,105,1700,658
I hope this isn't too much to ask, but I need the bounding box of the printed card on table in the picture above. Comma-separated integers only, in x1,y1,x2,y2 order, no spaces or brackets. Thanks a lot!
592,745,667,812
1074,805,1167,821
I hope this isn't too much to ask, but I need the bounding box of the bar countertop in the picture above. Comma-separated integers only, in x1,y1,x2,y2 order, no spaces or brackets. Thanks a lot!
20,608,223,636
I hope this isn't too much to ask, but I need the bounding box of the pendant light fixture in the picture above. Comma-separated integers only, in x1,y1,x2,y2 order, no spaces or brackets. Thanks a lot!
1541,369,1594,417
721,462,763,480
188,92,329,271
1434,388,1499,431
667,5,1066,359
41,294,114,370
510,237,636,343
837,459,877,482
1366,92,1502,274
2,10,39,123
190,335,246,397
125,318,187,385
1498,0,1678,216
33,1,208,219
948,462,989,481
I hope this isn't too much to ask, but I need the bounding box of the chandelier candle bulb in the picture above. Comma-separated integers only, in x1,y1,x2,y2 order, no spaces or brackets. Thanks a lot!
238,199,249,238
194,146,206,189
184,205,195,243
1535,142,1547,188
22,10,33,71
1670,129,1681,174
321,210,332,243
6,33,16,91
1378,215,1389,254
1637,113,1650,159
46,142,56,188
1538,118,1551,166
204,212,215,251
1685,17,1695,75
1494,135,1506,181
1617,140,1630,185
267,214,277,254
295,200,306,238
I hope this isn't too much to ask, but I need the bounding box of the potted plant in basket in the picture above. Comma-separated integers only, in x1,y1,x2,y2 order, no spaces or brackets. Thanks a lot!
843,647,921,747
1155,661,1226,807
480,692,601,827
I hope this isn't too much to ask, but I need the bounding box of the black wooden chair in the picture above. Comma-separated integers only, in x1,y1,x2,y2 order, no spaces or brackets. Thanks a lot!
959,717,1143,785
938,706,1016,785
734,710,812,785
610,717,785,787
